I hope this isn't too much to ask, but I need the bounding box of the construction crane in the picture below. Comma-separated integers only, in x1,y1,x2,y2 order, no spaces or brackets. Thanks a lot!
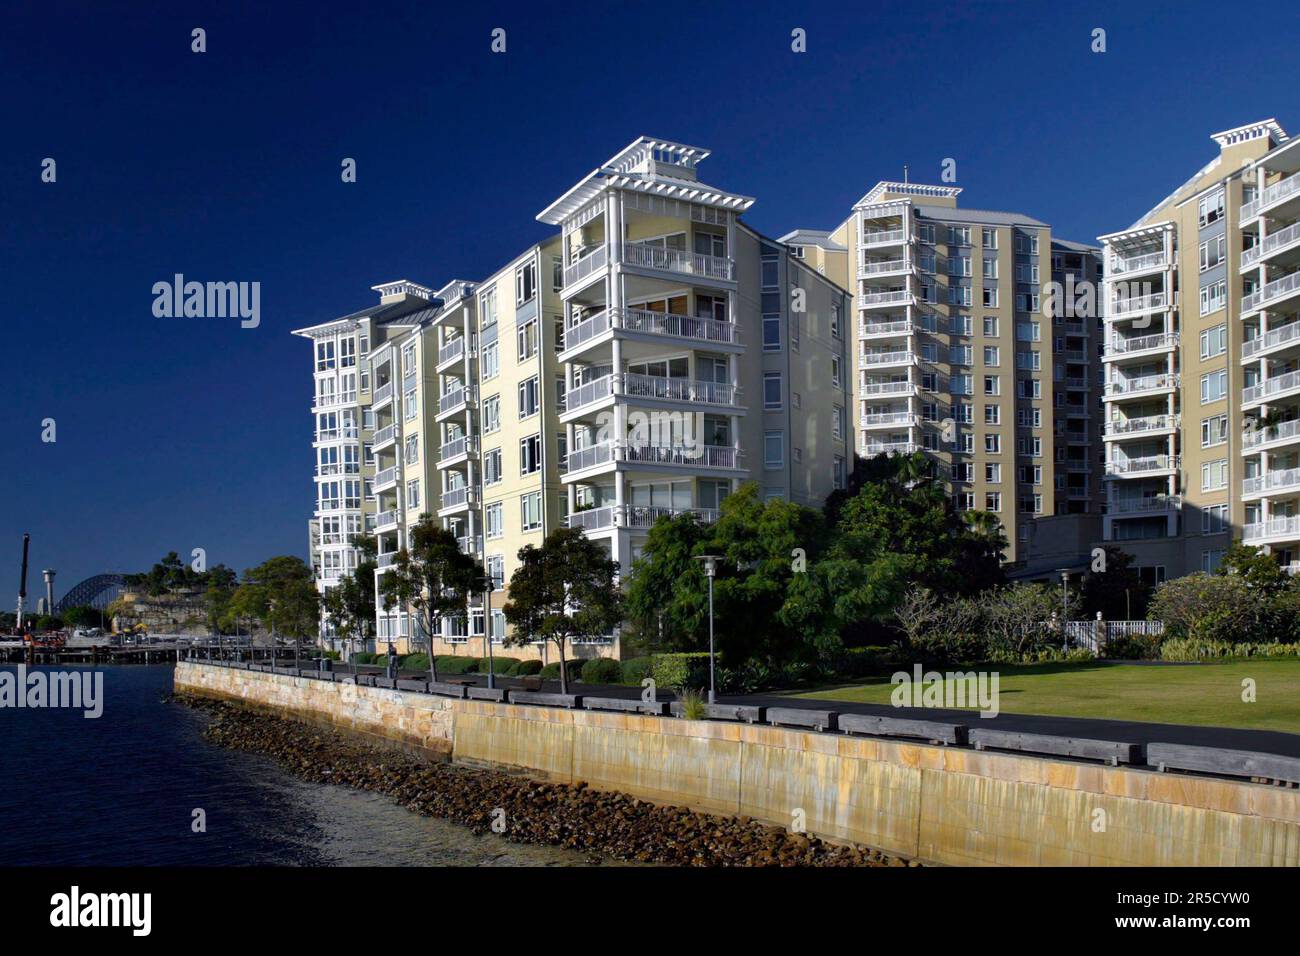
16,532,29,633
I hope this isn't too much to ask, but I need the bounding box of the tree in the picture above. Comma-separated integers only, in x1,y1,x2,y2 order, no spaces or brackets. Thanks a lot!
1217,541,1288,592
980,583,1059,660
235,556,320,662
323,534,378,662
503,526,623,693
63,605,101,629
1148,573,1261,644
379,517,483,683
624,512,711,649
1077,546,1151,620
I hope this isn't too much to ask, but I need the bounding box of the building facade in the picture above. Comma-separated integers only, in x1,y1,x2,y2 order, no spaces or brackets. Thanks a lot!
1099,119,1295,581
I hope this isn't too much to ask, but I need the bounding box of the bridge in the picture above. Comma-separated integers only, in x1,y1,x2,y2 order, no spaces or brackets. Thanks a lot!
53,574,127,613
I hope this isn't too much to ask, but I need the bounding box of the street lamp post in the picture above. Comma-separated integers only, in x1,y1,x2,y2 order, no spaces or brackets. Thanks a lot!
482,574,496,690
1059,570,1071,648
693,555,721,704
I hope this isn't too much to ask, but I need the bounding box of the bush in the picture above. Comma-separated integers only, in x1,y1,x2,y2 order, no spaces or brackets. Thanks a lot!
478,657,520,676
401,653,429,672
619,657,653,686
676,687,708,720
830,646,897,678
434,655,480,675
322,650,341,661
1159,638,1300,662
515,659,543,676
717,659,774,694
580,657,622,685
352,652,378,665
651,652,712,691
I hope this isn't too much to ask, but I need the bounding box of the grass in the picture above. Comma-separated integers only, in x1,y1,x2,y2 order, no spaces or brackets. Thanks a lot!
793,659,1300,734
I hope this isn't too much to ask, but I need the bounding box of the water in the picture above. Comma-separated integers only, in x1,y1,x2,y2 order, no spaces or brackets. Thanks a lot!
0,665,602,866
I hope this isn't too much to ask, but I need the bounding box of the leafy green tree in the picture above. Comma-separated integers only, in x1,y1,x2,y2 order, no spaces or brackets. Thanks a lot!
1217,541,1289,592
63,605,101,629
1078,546,1151,620
503,526,623,693
1149,573,1262,644
323,534,378,661
379,517,483,683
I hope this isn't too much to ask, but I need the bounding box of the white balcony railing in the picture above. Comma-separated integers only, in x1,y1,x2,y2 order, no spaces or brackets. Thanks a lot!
373,382,394,405
1244,515,1300,543
440,485,475,508
859,350,915,367
1243,368,1300,405
621,443,739,469
863,440,918,456
438,337,467,365
858,290,913,308
1244,416,1300,450
1244,467,1300,496
1108,251,1168,276
1105,373,1179,397
859,411,917,427
439,436,475,462
861,229,907,247
374,509,399,530
374,465,398,487
374,424,397,446
439,385,476,414
860,319,912,337
621,372,738,406
564,245,608,287
1106,332,1178,357
1111,494,1181,514
1110,292,1167,317
565,504,722,533
1243,321,1300,359
858,257,910,277
623,242,735,281
1105,414,1177,437
1108,454,1180,475
1243,270,1300,315
1242,172,1300,221
859,381,916,398
563,442,615,473
315,425,360,442
1243,221,1300,270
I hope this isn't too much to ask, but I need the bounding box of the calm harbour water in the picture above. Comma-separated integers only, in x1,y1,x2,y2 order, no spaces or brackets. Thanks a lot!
0,664,600,866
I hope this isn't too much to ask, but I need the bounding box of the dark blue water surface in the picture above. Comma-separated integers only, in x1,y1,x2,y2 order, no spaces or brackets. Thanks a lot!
0,665,596,866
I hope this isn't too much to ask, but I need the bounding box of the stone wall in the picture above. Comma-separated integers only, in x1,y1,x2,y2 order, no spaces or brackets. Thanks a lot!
175,662,1300,866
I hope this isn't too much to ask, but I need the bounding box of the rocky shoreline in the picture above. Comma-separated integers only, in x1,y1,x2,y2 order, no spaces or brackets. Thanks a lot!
173,694,913,867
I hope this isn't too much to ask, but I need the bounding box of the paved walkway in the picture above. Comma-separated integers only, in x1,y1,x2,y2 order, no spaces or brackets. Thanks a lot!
364,666,1300,761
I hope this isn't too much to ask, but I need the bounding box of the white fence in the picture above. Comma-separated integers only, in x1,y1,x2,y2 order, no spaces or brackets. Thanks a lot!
1060,619,1164,655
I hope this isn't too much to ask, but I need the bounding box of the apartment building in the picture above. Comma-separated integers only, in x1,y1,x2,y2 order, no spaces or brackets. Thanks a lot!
787,183,1104,566
1099,119,1294,581
298,137,849,658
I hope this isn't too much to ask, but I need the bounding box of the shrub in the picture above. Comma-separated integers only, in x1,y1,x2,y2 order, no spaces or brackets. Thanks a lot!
478,657,520,676
580,657,622,685
539,662,563,680
400,653,430,672
352,652,378,665
515,659,543,676
717,659,774,694
619,657,653,686
322,650,341,661
676,687,708,720
651,652,712,691
434,655,480,675
1159,638,1300,662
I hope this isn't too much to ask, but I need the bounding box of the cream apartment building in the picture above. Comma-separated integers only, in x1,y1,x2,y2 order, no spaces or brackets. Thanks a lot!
786,183,1105,567
299,137,850,659
1098,119,1297,581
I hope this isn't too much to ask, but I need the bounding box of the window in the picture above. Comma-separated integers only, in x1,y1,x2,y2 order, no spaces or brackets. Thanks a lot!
1018,378,1042,399
404,434,419,465
983,316,999,337
1201,549,1225,573
951,314,972,335
1199,234,1226,272
832,404,844,440
1200,280,1226,316
983,346,1000,366
516,317,538,361
984,492,1002,512
834,456,846,489
1016,350,1042,371
406,479,420,510
485,502,504,539
1201,459,1229,492
521,492,542,531
953,403,973,424
982,228,998,250
551,257,563,292
1200,324,1227,359
982,257,998,279
948,225,971,246
984,375,1000,396
554,316,565,353
763,372,782,409
484,447,502,485
482,395,500,433
984,434,1001,454
404,389,418,421
949,256,971,277
1198,190,1224,227
830,304,842,339
985,462,1002,483
919,223,935,244
518,376,539,417
949,344,971,364
1200,369,1228,404
1202,504,1229,534
481,340,499,379
520,435,541,475
1201,414,1228,448
480,287,498,328
764,431,784,468
831,356,842,388
515,259,537,304
1016,321,1040,342
949,285,972,306
982,286,999,308
984,404,1000,425
763,316,781,351
951,374,972,396
315,340,335,371
486,555,505,589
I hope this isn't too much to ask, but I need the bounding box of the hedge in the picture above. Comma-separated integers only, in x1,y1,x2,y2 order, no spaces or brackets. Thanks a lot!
619,657,653,686
352,652,378,665
515,659,543,676
434,655,480,675
476,657,520,676
650,652,712,690
540,660,583,681
1159,638,1300,661
580,657,622,685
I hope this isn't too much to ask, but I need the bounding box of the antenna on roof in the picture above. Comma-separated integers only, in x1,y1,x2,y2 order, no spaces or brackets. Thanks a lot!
903,164,909,184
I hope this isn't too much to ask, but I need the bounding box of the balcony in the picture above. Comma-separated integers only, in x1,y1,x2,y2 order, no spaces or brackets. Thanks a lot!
565,372,740,416
1242,171,1300,222
376,552,396,569
1110,494,1181,516
437,385,477,418
859,380,917,399
858,257,911,279
373,424,398,448
1242,270,1300,317
563,442,741,476
1243,321,1300,361
374,465,399,489
560,306,739,360
1242,221,1300,272
438,485,478,513
1244,417,1300,452
314,461,361,477
314,424,360,443
374,509,400,531
858,349,916,368
1108,251,1169,277
437,337,473,369
1105,373,1179,398
1062,376,1089,390
372,381,394,406
858,290,914,310
1244,466,1300,499
439,435,477,464
1104,414,1179,440
861,229,907,248
622,242,735,282
1109,292,1168,320
1061,320,1091,336
1243,368,1300,407
457,535,484,556
860,412,918,430
859,319,912,339
565,504,721,534
862,440,918,456
1105,331,1179,361
1107,454,1180,478
1244,515,1300,545
563,245,608,289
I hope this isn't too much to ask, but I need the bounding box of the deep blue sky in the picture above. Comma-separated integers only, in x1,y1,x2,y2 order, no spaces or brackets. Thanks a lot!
3,0,1298,598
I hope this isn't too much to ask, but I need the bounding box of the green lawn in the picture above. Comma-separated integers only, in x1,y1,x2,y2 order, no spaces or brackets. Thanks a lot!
793,659,1300,734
